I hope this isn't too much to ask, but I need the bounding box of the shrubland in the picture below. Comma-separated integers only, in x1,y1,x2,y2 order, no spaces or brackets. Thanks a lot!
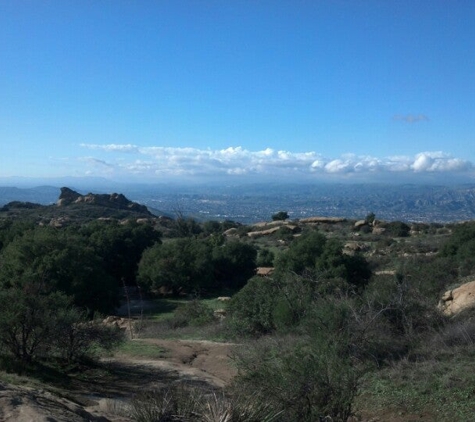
2,200,475,420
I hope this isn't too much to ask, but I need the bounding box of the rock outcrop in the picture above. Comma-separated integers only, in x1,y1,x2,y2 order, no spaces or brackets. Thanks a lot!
57,187,151,215
439,280,475,315
299,217,346,224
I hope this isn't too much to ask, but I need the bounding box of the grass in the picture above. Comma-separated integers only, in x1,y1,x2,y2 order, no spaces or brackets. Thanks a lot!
115,339,168,359
144,297,188,321
0,369,36,386
140,294,231,321
357,346,475,421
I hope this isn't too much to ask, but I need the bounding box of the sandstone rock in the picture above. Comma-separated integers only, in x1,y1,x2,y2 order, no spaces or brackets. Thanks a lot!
247,227,281,238
57,187,151,215
57,187,82,206
256,267,274,277
299,217,346,224
439,280,475,315
372,227,386,235
344,241,368,252
223,228,238,236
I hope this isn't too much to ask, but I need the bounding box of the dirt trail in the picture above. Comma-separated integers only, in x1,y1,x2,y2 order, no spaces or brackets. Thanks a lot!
0,338,237,422
120,338,237,387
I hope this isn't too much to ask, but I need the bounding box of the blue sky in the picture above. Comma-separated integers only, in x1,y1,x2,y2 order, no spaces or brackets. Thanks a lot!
1,0,474,184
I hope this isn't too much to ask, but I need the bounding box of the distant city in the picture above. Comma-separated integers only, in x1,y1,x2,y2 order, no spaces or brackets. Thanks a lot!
2,183,475,224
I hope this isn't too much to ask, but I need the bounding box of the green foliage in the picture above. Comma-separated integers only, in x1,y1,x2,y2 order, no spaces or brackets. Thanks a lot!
396,255,458,298
169,300,215,328
440,221,475,275
270,226,295,241
212,240,257,289
232,302,361,422
227,277,276,336
0,288,70,364
271,211,289,221
275,230,371,289
256,247,275,267
358,348,475,421
129,383,283,422
138,237,257,294
55,308,124,363
81,220,161,285
275,230,327,274
0,287,123,367
385,221,411,237
202,219,240,236
174,216,203,237
0,226,118,313
0,218,36,251
138,238,214,293
365,212,376,224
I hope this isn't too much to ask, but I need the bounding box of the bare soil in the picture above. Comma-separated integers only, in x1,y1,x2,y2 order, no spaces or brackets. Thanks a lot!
0,338,236,422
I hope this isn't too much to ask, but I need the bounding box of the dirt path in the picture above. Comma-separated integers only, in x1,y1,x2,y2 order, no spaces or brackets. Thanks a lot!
83,338,236,420
119,338,237,387
0,338,237,422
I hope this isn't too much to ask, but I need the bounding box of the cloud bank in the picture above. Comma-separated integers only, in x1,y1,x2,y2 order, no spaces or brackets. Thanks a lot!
78,144,473,182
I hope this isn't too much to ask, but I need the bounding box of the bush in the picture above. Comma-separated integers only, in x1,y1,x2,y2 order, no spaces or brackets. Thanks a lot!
256,247,275,267
128,382,283,422
226,277,277,337
0,287,124,367
271,211,289,221
275,231,371,290
168,300,215,329
55,309,124,363
385,221,411,237
231,332,360,422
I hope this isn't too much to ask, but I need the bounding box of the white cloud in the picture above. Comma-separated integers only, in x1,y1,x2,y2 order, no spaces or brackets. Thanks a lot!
80,143,140,153
78,144,474,181
411,152,472,172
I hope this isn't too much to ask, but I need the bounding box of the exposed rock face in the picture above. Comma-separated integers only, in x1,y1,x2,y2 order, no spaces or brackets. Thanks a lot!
439,280,475,315
0,381,103,422
57,187,151,215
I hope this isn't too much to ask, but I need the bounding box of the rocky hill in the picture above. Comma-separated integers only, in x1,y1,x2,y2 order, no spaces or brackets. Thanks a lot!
57,187,151,214
0,187,154,224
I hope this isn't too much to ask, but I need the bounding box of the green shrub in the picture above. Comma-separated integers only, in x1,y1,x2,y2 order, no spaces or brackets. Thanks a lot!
231,333,360,422
385,221,411,237
168,300,215,328
129,382,283,422
0,287,124,367
226,277,276,337
256,247,275,267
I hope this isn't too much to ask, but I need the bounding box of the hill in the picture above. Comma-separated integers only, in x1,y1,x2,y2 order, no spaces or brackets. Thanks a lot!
0,187,155,224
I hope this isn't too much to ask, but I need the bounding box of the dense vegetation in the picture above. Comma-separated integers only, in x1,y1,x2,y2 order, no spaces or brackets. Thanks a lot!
2,196,475,421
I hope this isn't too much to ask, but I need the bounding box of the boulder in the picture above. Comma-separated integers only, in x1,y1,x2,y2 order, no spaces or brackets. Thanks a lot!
256,267,274,277
247,227,281,238
299,217,346,224
439,280,475,315
223,228,239,236
372,227,386,235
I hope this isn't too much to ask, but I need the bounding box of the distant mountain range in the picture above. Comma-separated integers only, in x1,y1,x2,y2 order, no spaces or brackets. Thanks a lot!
2,183,475,223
